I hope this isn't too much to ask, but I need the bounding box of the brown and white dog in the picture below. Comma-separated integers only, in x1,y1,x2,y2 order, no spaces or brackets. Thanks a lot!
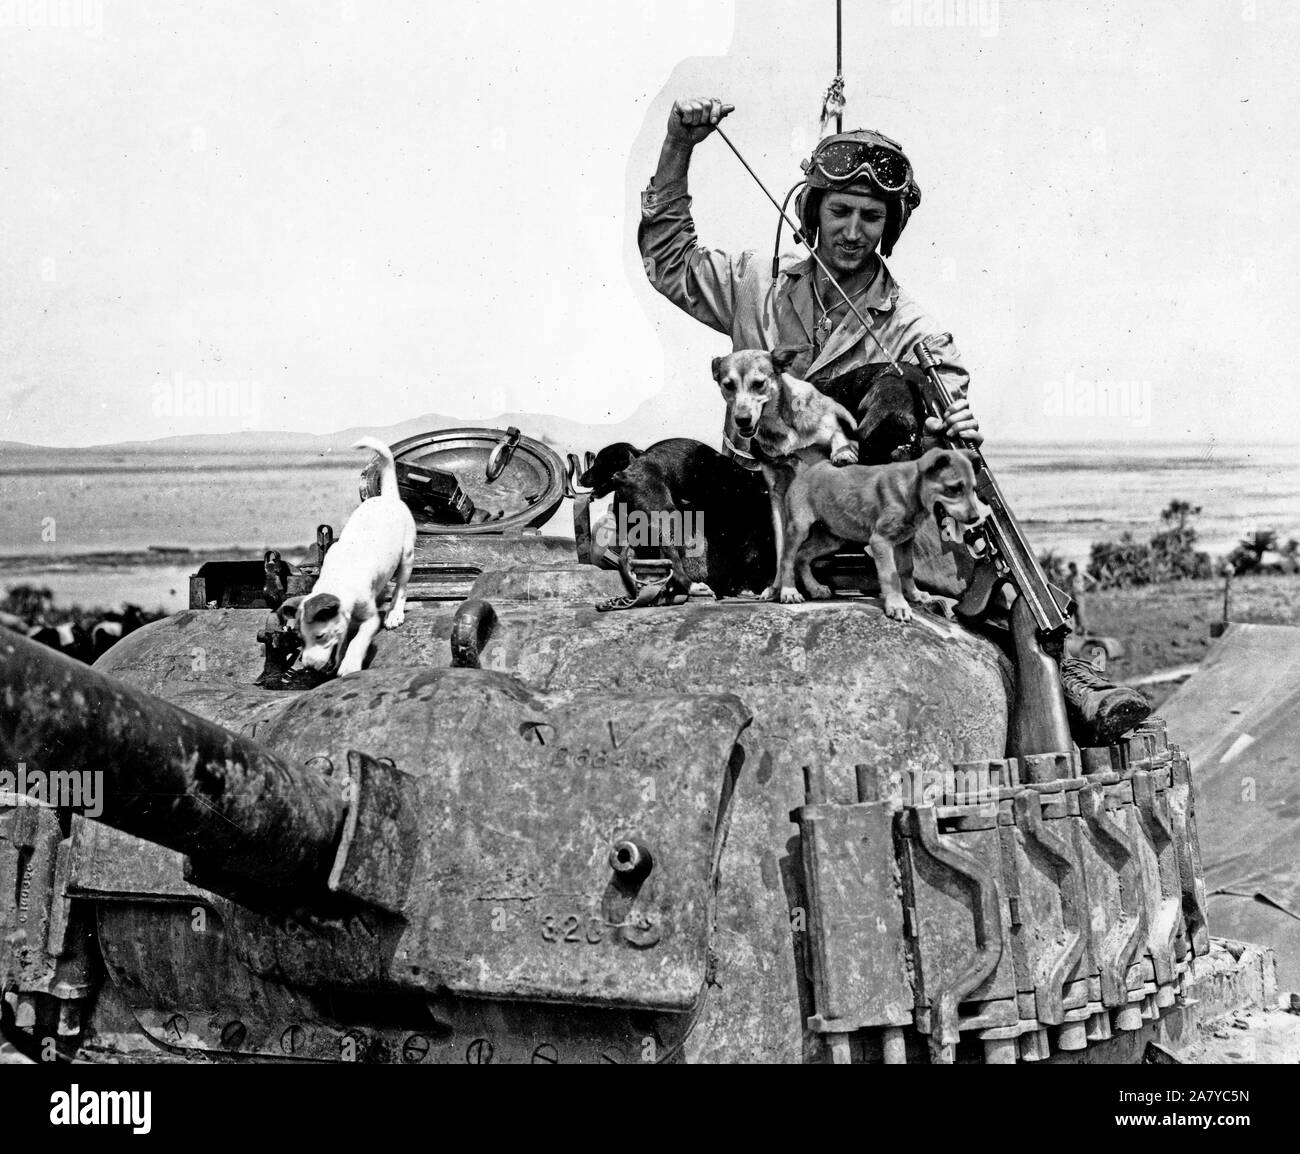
281,437,416,676
777,448,990,619
712,348,858,600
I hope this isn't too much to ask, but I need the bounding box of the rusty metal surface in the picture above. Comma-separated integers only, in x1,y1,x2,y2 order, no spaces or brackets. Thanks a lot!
95,609,281,696
1,630,345,894
901,807,1014,1042
0,801,99,1056
95,899,691,1064
454,598,1007,1060
327,751,419,916
1008,789,1087,1025
64,819,210,902
0,803,64,990
414,532,578,566
1167,750,1211,957
253,668,750,1011
1076,782,1147,1007
466,565,626,604
95,583,1008,1061
794,799,911,1031
1132,766,1185,987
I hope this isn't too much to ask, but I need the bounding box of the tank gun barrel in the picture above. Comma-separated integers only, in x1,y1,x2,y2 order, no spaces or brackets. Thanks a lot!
0,629,345,894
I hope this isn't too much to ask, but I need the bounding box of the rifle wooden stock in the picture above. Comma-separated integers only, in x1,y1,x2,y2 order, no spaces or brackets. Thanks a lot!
1009,590,1073,756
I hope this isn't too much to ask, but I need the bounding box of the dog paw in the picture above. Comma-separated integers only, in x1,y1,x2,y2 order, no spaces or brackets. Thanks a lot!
688,582,717,599
778,587,805,604
804,581,834,600
385,606,405,628
884,598,913,622
831,446,858,466
758,586,779,602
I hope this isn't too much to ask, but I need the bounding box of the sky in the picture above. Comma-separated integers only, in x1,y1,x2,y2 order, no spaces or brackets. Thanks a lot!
1,0,1298,448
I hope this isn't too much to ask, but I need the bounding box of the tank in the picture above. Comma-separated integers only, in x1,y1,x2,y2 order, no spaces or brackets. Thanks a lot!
0,426,1258,1065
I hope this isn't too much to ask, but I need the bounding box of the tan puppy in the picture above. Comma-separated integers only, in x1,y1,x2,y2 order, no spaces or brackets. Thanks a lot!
711,348,857,599
778,448,990,618
281,437,416,675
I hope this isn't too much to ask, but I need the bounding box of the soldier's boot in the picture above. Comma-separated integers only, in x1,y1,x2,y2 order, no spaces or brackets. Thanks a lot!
1060,656,1152,747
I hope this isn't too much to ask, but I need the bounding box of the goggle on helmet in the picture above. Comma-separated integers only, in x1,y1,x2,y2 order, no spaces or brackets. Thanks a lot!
791,129,922,259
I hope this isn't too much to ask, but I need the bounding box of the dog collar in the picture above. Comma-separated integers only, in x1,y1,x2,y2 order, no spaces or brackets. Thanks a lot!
722,435,763,471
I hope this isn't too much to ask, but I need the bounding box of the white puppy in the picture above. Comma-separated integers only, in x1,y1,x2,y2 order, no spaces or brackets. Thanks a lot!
282,437,416,676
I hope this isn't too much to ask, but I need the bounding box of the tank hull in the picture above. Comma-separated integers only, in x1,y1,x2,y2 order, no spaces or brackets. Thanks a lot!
96,579,1009,1062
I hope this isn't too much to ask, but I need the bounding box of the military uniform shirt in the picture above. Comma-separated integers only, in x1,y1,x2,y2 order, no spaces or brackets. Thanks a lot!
639,173,970,461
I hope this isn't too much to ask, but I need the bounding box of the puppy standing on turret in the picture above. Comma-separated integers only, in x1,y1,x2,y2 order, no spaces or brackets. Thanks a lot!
281,437,416,676
712,348,858,600
778,447,989,619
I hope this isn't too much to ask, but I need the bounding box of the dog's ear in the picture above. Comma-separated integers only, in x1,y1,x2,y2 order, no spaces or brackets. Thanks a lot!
769,345,801,374
920,449,952,476
278,595,304,626
304,593,342,624
711,356,725,383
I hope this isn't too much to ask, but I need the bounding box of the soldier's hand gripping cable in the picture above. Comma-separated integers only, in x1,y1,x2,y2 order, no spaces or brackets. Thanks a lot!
638,96,1151,752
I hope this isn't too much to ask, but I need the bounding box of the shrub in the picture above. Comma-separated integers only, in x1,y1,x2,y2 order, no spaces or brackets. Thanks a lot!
1,584,54,620
1088,533,1153,589
1227,528,1299,575
1086,500,1212,588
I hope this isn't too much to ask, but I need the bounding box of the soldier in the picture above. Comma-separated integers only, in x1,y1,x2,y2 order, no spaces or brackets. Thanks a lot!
1067,562,1089,635
640,98,977,456
638,97,1150,745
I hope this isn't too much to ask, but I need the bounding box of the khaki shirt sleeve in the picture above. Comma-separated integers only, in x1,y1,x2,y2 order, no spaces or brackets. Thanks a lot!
887,283,971,401
638,175,747,336
912,329,970,402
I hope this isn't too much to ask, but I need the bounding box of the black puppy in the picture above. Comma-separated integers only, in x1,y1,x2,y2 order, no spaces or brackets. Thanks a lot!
590,437,773,597
815,361,930,464
578,442,642,497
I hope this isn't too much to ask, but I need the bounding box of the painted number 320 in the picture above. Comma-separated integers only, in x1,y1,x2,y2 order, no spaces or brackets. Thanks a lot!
541,914,604,944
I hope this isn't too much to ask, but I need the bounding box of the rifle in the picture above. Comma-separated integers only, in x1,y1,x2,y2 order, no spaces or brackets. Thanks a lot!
912,337,1076,758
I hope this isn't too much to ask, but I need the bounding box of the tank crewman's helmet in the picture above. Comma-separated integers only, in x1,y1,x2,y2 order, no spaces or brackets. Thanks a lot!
794,129,923,258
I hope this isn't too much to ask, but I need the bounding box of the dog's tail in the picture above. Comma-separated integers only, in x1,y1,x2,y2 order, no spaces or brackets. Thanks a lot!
353,436,398,498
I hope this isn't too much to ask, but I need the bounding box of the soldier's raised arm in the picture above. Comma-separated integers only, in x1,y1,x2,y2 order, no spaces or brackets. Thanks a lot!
639,98,749,336
651,97,733,184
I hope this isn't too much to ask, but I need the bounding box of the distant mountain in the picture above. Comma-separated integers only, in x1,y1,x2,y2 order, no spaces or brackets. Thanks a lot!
0,400,694,458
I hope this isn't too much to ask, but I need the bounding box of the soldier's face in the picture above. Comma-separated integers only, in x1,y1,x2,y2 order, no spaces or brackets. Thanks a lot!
817,191,887,275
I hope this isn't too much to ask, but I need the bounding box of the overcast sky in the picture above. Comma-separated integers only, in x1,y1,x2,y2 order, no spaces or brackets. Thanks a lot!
2,0,1297,447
